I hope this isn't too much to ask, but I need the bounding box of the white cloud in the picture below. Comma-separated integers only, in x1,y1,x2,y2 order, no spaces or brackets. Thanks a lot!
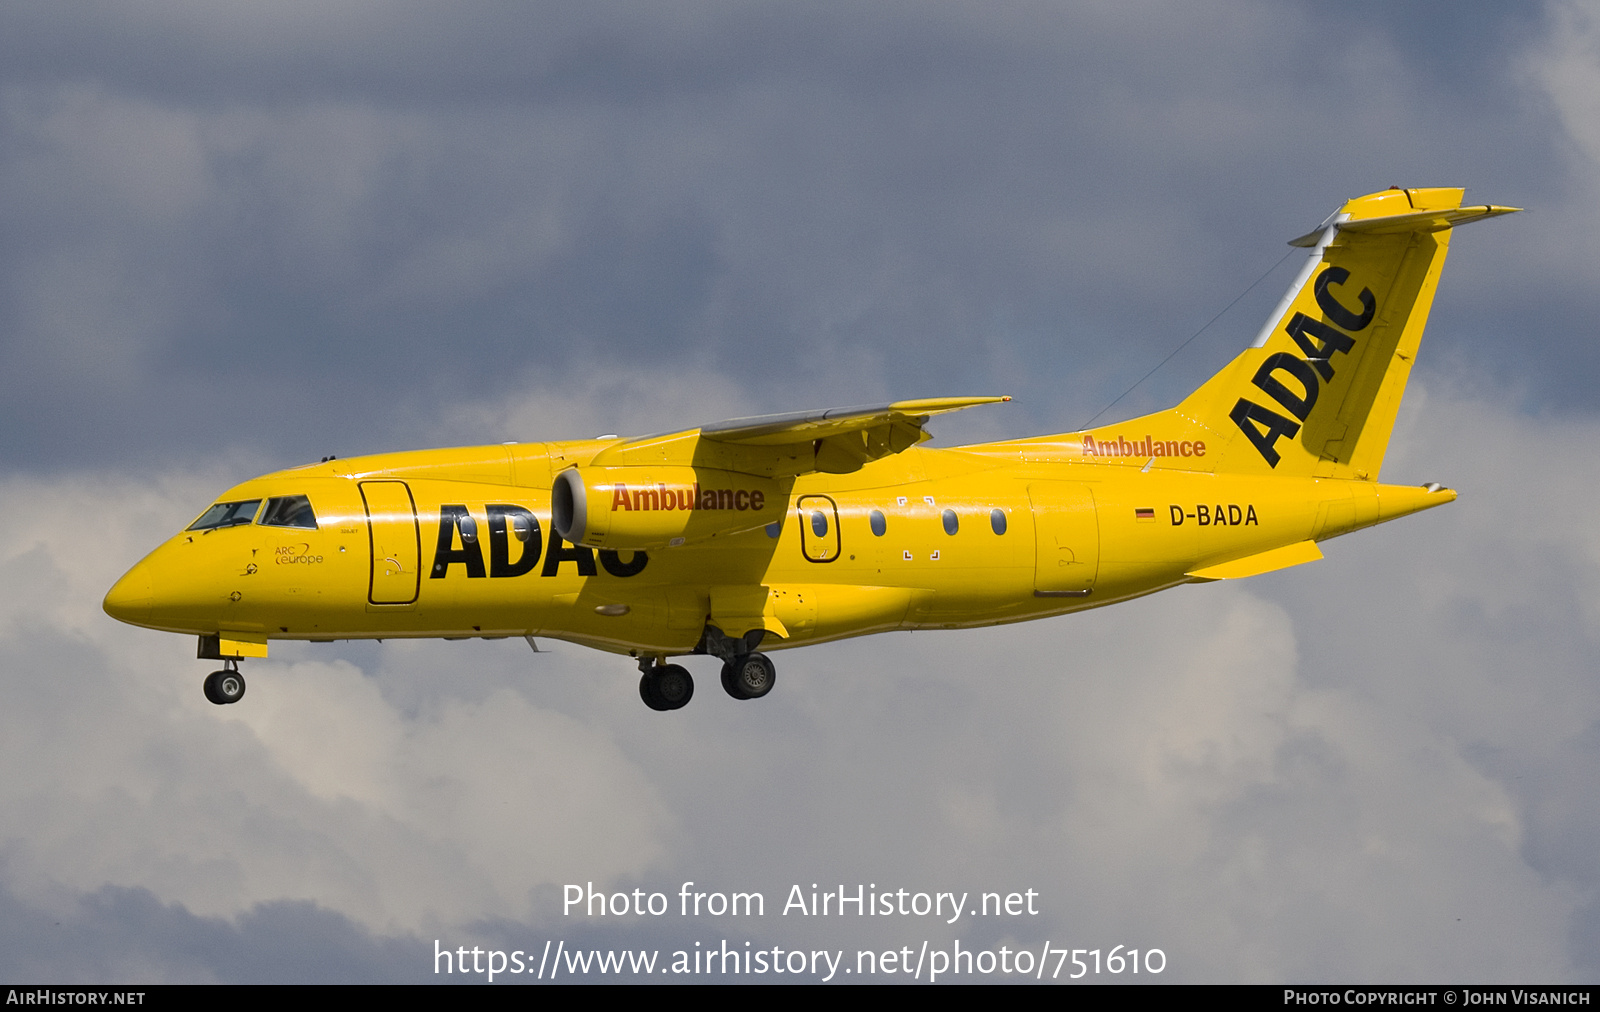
0,471,672,935
1533,1,1600,168
1515,0,1600,286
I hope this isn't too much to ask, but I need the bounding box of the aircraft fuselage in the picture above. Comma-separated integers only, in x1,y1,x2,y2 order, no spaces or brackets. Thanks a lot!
104,438,1444,657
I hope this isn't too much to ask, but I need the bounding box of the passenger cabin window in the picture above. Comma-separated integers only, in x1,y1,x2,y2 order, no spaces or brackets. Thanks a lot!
258,495,318,530
990,509,1007,535
188,499,261,531
869,509,886,536
942,509,959,535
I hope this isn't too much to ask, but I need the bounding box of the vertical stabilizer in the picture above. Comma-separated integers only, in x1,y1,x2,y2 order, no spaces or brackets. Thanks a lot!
1083,188,1517,479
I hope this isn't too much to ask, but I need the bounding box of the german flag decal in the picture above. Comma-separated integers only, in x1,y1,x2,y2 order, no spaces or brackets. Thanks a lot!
1135,507,1156,522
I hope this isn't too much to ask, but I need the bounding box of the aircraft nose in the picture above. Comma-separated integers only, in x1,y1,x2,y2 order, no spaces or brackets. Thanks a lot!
103,563,154,626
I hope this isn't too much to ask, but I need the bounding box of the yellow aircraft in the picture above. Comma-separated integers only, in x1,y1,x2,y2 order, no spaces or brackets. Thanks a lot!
104,187,1516,711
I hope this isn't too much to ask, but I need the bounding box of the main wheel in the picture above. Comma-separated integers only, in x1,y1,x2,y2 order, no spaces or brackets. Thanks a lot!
640,672,670,711
641,664,693,711
723,653,776,700
720,661,747,699
653,664,694,709
203,669,246,705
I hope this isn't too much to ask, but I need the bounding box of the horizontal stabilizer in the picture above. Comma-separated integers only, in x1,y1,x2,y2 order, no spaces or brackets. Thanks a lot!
1289,204,1521,246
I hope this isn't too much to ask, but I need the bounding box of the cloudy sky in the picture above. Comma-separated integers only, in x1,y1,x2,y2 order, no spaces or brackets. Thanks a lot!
1,0,1597,983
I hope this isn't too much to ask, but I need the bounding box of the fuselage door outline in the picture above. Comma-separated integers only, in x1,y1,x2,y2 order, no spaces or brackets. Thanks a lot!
1027,482,1100,596
797,494,841,564
360,480,421,605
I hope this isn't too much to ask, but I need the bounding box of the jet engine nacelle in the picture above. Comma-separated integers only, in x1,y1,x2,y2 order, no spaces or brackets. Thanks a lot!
551,466,782,550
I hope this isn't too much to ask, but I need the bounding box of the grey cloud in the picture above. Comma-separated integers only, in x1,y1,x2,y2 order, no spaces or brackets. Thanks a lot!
0,2,1585,473
0,882,427,983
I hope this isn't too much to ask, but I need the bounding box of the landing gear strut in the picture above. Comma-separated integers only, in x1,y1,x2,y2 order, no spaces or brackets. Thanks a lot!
699,625,778,701
203,660,246,705
638,659,694,711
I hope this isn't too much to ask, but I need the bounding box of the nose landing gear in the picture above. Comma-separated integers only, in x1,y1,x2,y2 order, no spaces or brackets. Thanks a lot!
203,660,246,705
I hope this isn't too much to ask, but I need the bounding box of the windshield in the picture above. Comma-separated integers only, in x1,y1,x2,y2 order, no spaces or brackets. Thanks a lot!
187,499,261,531
258,495,318,530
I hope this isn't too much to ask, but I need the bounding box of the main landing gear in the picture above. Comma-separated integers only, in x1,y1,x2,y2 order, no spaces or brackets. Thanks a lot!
635,626,781,711
721,652,776,700
635,653,778,711
705,625,777,706
639,660,694,711
202,660,246,705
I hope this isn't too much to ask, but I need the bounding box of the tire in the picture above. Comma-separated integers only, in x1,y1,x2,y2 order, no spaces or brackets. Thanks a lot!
652,664,694,709
639,672,670,711
728,653,776,700
203,669,246,705
721,660,748,700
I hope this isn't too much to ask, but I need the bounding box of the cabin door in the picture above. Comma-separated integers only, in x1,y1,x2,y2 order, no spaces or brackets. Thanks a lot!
360,480,421,605
797,494,841,563
1027,482,1099,596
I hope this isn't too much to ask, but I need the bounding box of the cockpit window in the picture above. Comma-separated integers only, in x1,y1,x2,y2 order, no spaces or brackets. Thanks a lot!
258,495,318,530
188,499,262,531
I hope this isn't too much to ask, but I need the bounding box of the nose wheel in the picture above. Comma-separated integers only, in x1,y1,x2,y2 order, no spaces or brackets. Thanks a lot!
203,661,246,705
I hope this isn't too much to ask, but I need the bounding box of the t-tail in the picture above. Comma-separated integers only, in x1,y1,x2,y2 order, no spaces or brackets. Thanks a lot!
1079,187,1518,479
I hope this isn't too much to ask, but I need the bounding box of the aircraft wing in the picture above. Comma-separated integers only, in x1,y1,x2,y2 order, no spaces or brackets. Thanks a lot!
700,396,1010,444
589,396,1010,476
